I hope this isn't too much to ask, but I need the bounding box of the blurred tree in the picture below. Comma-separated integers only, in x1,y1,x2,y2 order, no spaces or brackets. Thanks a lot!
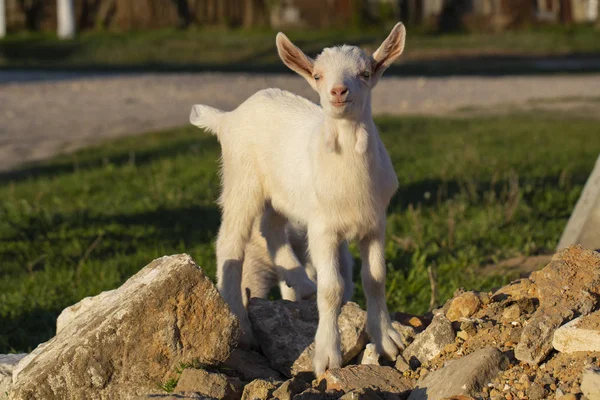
16,0,44,31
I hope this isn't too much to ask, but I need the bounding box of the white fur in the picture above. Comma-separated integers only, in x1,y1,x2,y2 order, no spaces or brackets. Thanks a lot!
190,22,406,376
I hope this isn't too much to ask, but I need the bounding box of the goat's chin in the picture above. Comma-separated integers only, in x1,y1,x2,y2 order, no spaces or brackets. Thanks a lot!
324,104,360,119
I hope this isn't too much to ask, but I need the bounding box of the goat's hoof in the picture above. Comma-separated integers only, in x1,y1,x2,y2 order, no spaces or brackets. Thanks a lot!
313,347,342,377
374,325,405,361
287,277,317,301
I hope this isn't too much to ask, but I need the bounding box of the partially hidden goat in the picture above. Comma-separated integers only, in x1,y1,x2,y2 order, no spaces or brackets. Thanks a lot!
190,22,407,376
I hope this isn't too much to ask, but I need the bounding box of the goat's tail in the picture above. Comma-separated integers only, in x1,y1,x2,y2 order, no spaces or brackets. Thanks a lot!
190,104,224,137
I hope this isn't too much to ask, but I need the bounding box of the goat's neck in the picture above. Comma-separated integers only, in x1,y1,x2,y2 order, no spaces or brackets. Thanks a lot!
323,105,376,155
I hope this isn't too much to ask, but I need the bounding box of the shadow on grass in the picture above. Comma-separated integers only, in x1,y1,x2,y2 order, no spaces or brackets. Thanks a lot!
0,133,220,185
0,308,57,353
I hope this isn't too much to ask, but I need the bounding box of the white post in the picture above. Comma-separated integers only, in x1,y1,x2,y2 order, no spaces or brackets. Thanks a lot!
0,0,6,38
57,0,75,39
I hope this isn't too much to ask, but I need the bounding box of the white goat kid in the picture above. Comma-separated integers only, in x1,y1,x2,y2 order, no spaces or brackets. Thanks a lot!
190,22,406,376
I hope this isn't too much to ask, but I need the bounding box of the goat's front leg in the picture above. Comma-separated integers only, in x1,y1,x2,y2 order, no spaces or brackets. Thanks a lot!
359,225,404,360
309,226,344,376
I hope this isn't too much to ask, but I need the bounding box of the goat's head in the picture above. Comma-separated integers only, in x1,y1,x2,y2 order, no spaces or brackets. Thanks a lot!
276,23,406,120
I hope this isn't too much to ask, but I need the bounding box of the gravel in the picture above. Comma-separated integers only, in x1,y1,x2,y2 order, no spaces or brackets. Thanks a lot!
1,71,600,172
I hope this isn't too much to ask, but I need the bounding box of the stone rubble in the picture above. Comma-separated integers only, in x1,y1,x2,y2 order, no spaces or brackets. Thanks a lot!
8,245,600,400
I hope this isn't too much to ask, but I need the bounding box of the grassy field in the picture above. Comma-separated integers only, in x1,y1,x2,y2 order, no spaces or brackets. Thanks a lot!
1,112,599,353
1,25,600,74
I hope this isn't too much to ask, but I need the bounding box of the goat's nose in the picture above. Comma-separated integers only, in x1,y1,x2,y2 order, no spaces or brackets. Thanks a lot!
330,86,348,96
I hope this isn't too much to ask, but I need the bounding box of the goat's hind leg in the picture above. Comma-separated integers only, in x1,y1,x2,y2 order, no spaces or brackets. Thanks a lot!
260,206,317,301
242,221,279,307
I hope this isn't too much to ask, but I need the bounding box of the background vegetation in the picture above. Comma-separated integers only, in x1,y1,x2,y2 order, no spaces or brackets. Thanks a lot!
1,111,598,353
2,25,600,74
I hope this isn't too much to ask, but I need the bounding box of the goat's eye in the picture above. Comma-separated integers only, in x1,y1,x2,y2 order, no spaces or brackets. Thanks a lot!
313,74,321,81
362,71,371,78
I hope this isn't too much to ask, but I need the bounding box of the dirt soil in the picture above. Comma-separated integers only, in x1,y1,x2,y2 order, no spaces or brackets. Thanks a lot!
2,72,600,172
578,311,600,331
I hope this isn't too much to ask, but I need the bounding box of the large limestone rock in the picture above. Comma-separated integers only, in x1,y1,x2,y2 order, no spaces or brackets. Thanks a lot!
10,254,240,400
0,354,27,397
515,245,600,364
408,348,509,400
557,154,600,251
553,311,600,353
248,299,368,377
402,314,455,366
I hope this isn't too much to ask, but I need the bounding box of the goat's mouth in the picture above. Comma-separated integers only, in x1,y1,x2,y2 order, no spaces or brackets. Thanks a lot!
330,100,352,107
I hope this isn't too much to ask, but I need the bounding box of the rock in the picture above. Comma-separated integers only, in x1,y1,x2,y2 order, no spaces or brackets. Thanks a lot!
553,311,600,353
358,344,380,365
556,394,577,400
557,154,600,251
248,299,367,377
526,382,546,400
516,310,573,365
439,397,476,400
515,245,600,364
136,393,215,399
317,365,413,396
0,354,26,397
339,388,384,400
402,314,455,366
394,355,410,372
242,379,280,400
175,369,243,400
272,377,310,400
391,321,416,348
442,397,476,400
581,367,600,400
501,304,521,322
56,293,110,334
492,279,538,302
392,312,429,331
446,292,481,322
293,388,339,400
10,254,240,400
407,348,508,400
219,349,283,382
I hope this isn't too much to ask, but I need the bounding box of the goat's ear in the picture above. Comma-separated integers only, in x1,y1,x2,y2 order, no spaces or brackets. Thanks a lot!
371,23,406,85
276,33,316,89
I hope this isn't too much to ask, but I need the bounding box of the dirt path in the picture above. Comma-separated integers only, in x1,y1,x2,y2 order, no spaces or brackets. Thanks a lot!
2,72,600,172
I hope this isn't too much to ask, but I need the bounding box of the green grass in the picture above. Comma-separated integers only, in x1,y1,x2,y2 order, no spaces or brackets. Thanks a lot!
1,112,599,353
1,25,600,73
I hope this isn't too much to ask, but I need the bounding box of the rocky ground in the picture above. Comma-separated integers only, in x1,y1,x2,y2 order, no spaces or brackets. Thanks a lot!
2,245,600,400
1,72,600,172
